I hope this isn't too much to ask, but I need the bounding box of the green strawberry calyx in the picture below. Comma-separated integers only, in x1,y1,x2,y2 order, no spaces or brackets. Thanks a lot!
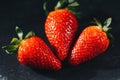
2,26,35,54
43,0,80,18
94,18,112,32
94,17,114,41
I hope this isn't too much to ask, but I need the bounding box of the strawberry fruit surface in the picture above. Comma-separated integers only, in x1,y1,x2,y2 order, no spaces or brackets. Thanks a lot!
18,36,61,70
45,9,78,61
2,27,61,71
69,18,112,66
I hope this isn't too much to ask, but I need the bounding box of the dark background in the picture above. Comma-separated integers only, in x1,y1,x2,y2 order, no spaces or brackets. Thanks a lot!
0,0,120,80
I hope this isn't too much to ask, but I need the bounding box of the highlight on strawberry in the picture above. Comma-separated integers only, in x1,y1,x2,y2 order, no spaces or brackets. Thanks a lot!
44,0,80,61
69,18,112,66
2,26,62,71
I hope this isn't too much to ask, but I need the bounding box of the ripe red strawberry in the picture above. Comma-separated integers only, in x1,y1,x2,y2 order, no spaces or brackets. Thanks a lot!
44,0,80,61
69,18,112,66
2,27,61,71
45,9,78,61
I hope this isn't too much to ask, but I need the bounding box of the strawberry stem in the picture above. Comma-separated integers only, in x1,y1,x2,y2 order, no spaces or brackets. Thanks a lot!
54,0,80,18
43,0,80,18
94,17,112,32
94,17,114,43
54,0,69,10
2,26,35,54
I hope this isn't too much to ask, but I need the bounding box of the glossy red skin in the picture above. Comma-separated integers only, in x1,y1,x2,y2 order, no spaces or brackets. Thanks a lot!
45,9,78,61
18,36,61,71
70,26,109,66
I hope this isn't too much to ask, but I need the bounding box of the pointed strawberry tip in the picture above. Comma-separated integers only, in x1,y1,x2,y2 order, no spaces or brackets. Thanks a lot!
53,59,62,71
69,59,79,66
58,56,66,61
55,66,62,71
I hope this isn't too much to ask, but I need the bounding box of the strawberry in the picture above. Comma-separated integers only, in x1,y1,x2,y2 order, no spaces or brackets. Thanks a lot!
45,0,79,61
69,18,112,66
45,9,78,61
2,27,61,71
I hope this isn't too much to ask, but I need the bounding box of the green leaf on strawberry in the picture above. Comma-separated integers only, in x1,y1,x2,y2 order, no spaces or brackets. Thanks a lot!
2,26,62,71
16,26,23,40
43,0,80,18
25,31,35,39
2,26,35,54
2,45,18,54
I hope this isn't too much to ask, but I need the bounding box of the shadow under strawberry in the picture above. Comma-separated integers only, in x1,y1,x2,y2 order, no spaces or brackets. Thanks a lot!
31,46,120,80
31,61,97,80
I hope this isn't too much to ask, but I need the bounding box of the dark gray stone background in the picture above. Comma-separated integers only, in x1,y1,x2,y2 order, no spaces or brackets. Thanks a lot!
0,0,120,80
